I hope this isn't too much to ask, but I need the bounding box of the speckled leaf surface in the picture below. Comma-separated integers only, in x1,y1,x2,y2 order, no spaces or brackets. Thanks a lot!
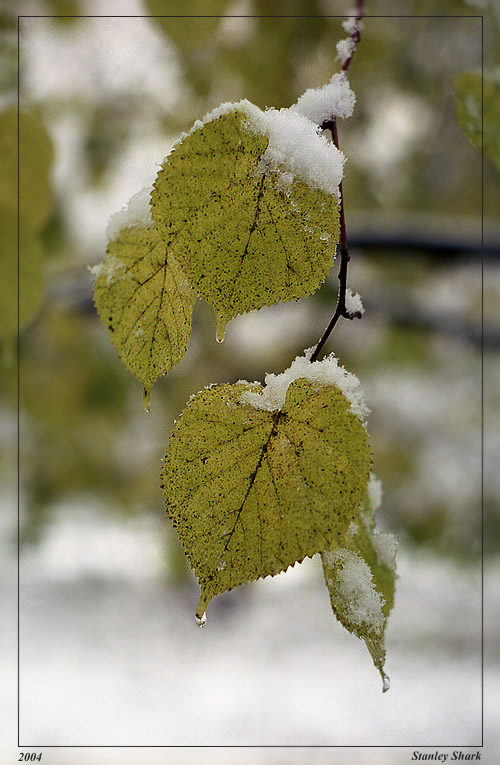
93,224,196,406
161,377,371,619
151,109,340,340
321,489,397,689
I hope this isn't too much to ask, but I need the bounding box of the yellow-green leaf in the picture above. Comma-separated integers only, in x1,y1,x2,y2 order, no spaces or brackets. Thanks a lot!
161,372,371,620
321,477,397,690
93,222,196,407
151,107,340,340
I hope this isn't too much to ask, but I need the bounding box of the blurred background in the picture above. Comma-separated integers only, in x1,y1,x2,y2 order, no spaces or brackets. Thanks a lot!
2,0,499,760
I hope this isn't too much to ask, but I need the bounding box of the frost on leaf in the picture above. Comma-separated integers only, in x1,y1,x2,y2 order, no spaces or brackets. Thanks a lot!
161,365,371,621
321,475,397,690
151,106,340,340
93,222,196,407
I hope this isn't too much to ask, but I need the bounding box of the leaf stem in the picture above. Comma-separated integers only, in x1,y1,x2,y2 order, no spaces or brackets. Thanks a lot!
310,2,364,364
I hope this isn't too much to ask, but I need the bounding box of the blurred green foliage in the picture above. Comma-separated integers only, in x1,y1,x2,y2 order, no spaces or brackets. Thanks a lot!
0,108,53,348
4,3,494,564
454,70,500,170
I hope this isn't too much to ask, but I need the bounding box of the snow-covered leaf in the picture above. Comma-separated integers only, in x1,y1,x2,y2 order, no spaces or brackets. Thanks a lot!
93,222,196,407
151,106,340,340
161,360,371,620
321,477,397,689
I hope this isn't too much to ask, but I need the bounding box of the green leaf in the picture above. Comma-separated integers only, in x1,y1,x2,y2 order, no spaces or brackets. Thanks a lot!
161,373,371,620
93,222,196,407
454,70,500,170
321,478,397,690
151,108,340,340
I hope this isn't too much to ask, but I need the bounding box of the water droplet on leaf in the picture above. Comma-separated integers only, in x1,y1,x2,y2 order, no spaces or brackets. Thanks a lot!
195,611,206,627
382,673,390,693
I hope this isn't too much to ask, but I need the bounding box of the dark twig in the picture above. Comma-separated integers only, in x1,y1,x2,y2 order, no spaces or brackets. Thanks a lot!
310,123,361,362
310,3,363,363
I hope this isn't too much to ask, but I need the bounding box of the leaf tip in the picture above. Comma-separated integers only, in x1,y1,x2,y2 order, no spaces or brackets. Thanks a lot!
143,387,151,411
195,611,207,628
381,671,390,693
215,318,226,344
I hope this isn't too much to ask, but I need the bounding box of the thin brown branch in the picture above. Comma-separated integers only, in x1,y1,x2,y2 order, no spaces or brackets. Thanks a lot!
309,3,364,364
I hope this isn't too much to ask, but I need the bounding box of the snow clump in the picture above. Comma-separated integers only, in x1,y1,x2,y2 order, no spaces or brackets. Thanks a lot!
345,288,364,316
239,348,369,422
292,72,356,124
342,14,363,36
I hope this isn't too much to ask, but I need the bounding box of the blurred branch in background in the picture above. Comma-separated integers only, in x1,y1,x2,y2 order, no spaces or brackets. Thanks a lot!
47,221,497,348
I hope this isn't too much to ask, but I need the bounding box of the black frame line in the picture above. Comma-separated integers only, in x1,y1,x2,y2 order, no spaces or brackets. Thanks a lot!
16,11,485,752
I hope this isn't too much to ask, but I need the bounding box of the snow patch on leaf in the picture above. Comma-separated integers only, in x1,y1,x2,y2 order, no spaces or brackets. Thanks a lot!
91,252,127,287
322,547,386,635
192,99,345,197
239,349,369,421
